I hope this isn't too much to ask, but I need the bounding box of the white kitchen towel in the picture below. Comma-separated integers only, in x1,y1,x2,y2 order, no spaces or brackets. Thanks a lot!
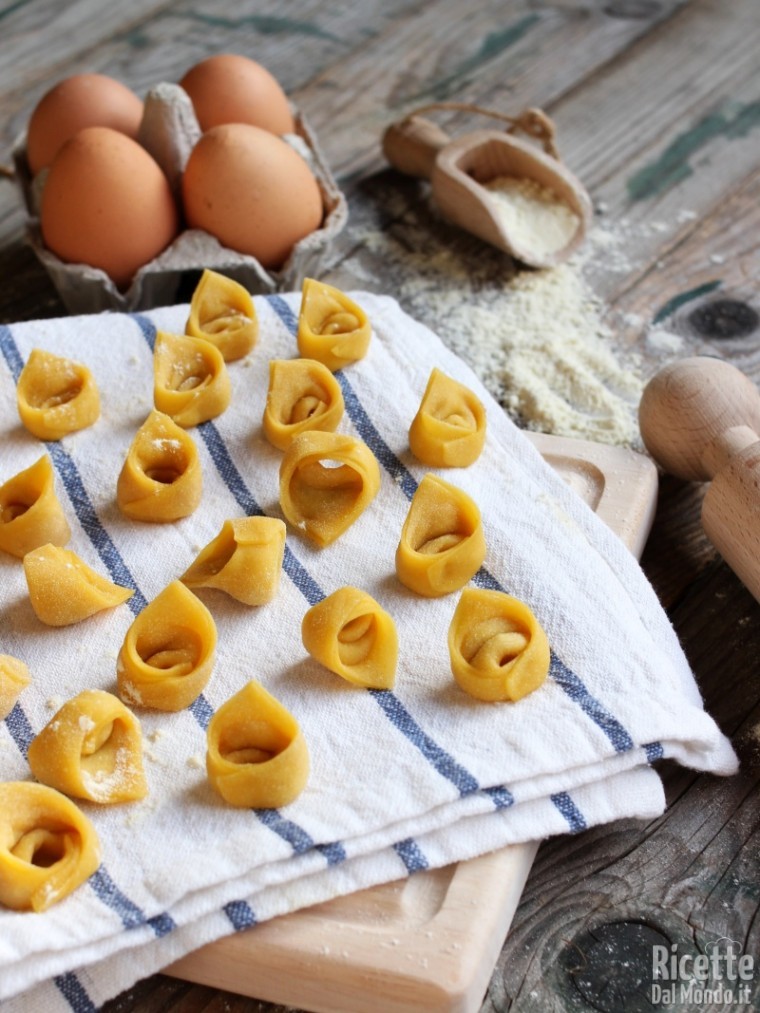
0,292,737,1008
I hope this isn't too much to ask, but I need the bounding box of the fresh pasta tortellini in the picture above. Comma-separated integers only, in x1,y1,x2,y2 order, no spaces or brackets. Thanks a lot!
396,475,486,597
153,330,231,427
206,680,309,808
279,431,380,547
17,349,100,441
263,358,344,451
409,368,486,468
117,581,216,711
24,543,133,626
302,586,398,689
0,654,31,720
297,278,371,372
0,455,70,558
180,517,286,605
0,781,100,912
448,589,550,702
28,690,147,804
117,410,202,522
185,268,258,362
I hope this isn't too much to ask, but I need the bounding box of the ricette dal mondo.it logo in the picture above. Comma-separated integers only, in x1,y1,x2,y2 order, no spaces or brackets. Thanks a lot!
651,937,755,1007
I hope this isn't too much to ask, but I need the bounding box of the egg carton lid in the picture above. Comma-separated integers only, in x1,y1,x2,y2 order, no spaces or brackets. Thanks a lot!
12,82,348,315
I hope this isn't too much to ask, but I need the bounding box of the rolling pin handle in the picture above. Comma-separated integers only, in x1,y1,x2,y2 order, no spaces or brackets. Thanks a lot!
701,425,759,478
382,116,451,180
640,356,760,605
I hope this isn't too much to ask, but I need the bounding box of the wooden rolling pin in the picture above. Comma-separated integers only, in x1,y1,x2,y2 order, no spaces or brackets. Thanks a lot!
639,356,760,601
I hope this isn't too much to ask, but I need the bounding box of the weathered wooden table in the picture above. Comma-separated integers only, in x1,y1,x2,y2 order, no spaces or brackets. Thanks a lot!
1,1,758,1010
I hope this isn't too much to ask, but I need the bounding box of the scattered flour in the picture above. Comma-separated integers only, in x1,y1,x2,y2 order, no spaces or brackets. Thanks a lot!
348,208,644,445
645,327,684,354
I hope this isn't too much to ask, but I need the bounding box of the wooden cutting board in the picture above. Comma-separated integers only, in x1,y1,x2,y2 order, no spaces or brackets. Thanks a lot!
166,431,659,1013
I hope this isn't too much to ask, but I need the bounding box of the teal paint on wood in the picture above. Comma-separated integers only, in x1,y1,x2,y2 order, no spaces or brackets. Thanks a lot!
0,0,31,24
653,280,722,324
415,13,540,101
164,12,340,44
628,100,760,201
122,28,151,49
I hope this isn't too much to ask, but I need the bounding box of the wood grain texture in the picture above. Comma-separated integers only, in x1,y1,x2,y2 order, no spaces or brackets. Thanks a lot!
0,0,757,1010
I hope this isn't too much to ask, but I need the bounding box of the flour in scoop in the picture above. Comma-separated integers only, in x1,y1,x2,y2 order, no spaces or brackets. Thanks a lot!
481,176,579,257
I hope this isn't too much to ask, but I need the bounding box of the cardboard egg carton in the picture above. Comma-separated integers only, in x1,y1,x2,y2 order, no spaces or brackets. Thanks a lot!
12,83,348,314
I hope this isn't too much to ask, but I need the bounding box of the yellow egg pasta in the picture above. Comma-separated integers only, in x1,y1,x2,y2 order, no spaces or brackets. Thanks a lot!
396,474,486,597
0,455,70,558
185,268,258,362
28,690,148,804
117,411,202,522
301,586,398,689
297,278,371,372
117,581,216,711
279,430,380,547
409,368,486,468
24,543,133,626
263,358,344,451
0,781,100,912
206,680,309,808
17,349,100,441
448,588,550,702
180,516,286,605
153,330,231,428
0,654,31,720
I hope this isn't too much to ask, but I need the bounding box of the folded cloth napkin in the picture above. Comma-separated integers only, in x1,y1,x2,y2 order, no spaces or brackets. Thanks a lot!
0,292,737,1009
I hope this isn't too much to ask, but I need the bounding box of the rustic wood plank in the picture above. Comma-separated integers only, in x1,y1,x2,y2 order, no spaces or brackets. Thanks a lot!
0,0,177,97
292,0,688,179
611,168,760,371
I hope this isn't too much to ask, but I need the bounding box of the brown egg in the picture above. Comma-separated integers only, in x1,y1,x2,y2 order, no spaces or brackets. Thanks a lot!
179,54,295,135
40,127,179,290
26,73,144,176
182,124,323,269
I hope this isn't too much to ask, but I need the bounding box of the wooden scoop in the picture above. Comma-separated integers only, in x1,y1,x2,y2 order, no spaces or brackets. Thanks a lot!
382,103,593,268
639,356,760,602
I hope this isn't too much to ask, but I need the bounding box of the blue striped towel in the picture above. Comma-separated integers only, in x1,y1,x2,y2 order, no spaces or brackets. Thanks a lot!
0,292,737,1009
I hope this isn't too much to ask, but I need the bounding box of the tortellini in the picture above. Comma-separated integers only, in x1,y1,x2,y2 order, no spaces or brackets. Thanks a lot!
302,586,398,689
263,358,344,451
17,349,100,441
409,368,486,468
0,654,31,720
279,431,380,547
0,781,100,912
396,475,486,597
24,543,133,626
117,581,216,711
153,330,231,427
117,410,202,522
180,516,286,605
297,278,371,372
185,268,258,362
28,690,147,804
0,454,70,558
448,589,550,702
206,680,309,808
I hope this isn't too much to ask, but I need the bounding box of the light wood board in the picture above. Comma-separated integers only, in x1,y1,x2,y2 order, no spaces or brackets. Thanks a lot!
165,431,659,1013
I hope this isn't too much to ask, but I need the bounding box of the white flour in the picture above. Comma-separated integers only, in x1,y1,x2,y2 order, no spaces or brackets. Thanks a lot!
338,196,646,446
481,175,579,258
